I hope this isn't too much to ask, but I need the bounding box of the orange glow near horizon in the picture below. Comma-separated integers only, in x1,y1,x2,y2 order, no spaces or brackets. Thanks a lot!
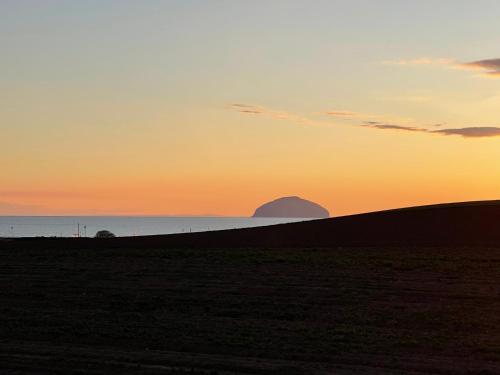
2,2,500,216
3,145,500,216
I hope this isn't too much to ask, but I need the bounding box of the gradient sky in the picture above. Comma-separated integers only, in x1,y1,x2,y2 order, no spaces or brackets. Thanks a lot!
2,0,500,216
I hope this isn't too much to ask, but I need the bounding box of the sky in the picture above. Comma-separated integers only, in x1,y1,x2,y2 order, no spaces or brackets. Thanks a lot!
1,0,500,216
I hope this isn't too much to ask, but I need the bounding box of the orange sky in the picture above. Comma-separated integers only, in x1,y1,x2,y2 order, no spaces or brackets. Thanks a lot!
2,2,500,216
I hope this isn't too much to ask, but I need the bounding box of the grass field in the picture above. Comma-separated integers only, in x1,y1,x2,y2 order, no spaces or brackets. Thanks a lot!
2,246,500,374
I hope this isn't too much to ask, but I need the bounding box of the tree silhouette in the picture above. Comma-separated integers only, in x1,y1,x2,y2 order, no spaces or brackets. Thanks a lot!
95,230,116,238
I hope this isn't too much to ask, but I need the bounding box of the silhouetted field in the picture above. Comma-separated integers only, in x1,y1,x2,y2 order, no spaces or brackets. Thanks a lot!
2,245,500,374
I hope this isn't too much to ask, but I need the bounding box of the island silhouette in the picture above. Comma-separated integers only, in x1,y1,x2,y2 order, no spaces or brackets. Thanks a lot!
252,196,330,218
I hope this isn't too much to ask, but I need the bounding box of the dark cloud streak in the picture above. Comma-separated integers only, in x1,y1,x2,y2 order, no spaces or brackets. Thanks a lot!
363,123,428,133
459,58,500,77
363,122,500,139
385,56,500,78
433,127,500,138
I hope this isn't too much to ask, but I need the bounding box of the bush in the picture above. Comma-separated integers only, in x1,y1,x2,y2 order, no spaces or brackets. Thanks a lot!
95,230,116,238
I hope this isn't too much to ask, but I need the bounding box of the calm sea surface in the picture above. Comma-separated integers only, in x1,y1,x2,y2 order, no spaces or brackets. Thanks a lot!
0,216,308,238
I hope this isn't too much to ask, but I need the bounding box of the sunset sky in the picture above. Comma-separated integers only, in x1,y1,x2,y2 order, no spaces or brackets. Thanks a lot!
2,1,500,216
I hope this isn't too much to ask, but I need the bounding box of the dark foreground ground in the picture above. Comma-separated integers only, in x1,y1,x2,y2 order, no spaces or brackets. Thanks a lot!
2,246,500,374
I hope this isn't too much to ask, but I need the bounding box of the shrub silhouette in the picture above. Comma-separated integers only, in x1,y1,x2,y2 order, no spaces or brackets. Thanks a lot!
95,230,116,238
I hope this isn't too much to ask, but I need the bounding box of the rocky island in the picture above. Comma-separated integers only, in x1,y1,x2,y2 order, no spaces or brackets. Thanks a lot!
252,196,330,218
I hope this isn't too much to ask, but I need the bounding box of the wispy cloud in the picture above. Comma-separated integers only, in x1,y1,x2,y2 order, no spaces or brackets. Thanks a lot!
229,103,331,127
383,57,500,79
363,121,500,138
325,109,416,127
230,104,500,139
433,127,500,138
325,110,357,117
363,122,428,133
457,59,500,78
230,103,264,114
232,104,416,129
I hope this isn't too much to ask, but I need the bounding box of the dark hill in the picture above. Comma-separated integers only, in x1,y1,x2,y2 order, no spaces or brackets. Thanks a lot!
3,200,500,249
253,196,330,218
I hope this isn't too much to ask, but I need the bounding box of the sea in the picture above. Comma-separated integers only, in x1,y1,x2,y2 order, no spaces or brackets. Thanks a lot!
0,216,308,238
